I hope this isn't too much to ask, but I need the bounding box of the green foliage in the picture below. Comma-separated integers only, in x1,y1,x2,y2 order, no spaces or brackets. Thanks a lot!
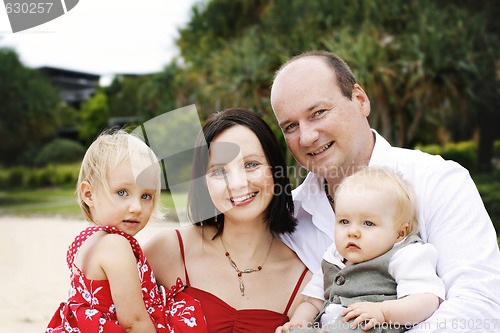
494,141,500,158
34,139,86,167
26,166,56,187
415,144,442,157
178,0,267,68
0,164,80,190
474,172,500,234
105,75,150,118
5,1,496,173
78,91,110,144
416,140,478,172
441,141,477,172
35,0,493,174
318,1,495,148
3,167,26,188
169,0,499,168
56,102,80,129
0,48,61,166
135,63,197,119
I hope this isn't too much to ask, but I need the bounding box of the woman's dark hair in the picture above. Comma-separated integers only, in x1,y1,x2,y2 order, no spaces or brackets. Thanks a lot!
187,108,296,237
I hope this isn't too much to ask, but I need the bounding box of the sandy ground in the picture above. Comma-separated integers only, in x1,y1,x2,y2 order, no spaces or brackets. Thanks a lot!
0,216,180,333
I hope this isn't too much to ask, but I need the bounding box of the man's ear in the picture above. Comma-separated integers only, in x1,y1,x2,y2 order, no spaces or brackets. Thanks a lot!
80,181,94,208
352,83,371,117
397,223,410,241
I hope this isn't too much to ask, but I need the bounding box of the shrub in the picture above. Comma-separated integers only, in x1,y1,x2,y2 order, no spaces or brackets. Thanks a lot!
474,174,500,234
52,164,79,186
4,167,26,188
441,141,477,172
34,139,85,167
0,163,80,189
38,166,57,187
24,170,41,187
0,169,7,188
416,141,477,172
494,140,500,158
415,143,442,156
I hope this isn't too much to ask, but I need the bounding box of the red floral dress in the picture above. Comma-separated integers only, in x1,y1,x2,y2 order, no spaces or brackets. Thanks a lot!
45,226,207,333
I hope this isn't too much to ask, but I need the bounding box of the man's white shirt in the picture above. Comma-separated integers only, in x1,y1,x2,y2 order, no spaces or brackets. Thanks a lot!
280,130,500,332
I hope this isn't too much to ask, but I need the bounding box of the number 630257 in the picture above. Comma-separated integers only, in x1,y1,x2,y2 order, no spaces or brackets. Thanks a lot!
5,2,54,14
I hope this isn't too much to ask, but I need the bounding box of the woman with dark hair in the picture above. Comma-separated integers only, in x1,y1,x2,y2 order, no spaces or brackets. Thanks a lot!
188,108,297,235
145,108,310,333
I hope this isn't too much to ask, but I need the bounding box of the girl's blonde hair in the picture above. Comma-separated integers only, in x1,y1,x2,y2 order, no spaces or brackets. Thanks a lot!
334,166,419,235
77,129,163,222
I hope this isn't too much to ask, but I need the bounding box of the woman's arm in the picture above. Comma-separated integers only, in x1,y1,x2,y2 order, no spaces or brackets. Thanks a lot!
143,228,184,287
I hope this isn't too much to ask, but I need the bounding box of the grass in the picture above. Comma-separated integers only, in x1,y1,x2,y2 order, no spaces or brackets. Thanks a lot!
0,185,80,218
0,185,187,220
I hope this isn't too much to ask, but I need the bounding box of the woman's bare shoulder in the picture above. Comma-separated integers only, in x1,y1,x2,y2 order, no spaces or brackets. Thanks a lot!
143,225,202,286
143,226,202,255
274,238,306,265
270,238,312,316
143,227,178,253
274,238,301,262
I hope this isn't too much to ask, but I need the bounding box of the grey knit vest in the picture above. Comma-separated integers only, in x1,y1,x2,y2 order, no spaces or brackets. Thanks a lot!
316,234,422,333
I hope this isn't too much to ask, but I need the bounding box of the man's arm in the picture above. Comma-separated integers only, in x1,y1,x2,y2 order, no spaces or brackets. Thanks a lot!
410,160,500,332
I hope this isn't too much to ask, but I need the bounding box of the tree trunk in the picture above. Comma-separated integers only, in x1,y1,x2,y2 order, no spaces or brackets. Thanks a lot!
476,107,499,173
476,80,500,173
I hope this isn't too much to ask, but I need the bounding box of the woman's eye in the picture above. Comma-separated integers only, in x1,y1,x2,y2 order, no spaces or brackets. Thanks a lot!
210,168,226,177
245,161,261,169
117,189,127,196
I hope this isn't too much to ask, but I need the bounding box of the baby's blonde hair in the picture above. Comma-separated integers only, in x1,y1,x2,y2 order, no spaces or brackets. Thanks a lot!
77,129,163,223
334,166,419,235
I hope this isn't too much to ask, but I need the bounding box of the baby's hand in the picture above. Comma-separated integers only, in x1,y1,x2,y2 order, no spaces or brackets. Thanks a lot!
342,302,385,331
275,319,308,333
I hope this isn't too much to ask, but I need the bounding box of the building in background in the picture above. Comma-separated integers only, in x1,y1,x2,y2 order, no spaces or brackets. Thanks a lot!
39,66,100,109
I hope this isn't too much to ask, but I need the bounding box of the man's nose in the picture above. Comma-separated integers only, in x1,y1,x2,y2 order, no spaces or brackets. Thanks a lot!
299,123,319,147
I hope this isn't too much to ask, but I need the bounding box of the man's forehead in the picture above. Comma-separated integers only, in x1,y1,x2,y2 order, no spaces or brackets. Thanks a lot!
278,56,328,79
273,57,332,98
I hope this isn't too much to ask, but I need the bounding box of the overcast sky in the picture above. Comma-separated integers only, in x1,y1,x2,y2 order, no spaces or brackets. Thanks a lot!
0,0,200,81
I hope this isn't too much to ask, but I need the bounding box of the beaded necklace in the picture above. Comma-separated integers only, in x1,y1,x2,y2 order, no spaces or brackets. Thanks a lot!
220,236,274,296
